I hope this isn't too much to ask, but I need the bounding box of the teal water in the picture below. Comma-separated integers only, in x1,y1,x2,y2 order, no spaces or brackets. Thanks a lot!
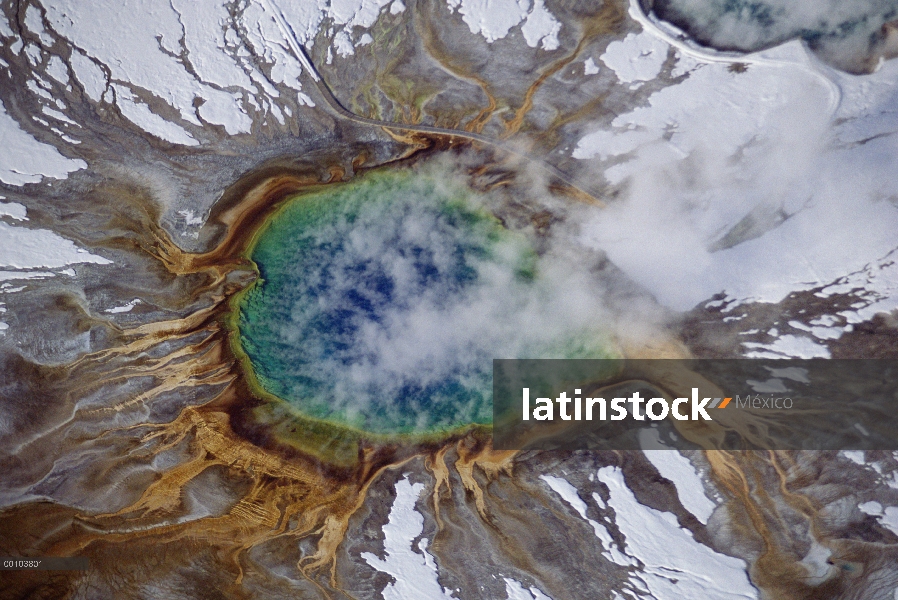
237,169,612,434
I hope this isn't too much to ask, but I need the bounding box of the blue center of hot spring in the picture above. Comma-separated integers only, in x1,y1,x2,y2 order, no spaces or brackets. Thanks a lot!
237,170,611,434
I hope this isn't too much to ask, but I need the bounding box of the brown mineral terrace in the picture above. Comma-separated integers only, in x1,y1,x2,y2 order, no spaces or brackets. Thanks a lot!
262,0,606,207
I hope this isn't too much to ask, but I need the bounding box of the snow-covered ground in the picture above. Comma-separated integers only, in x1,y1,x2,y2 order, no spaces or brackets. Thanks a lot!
0,205,110,334
1,0,406,151
2,1,897,598
1,0,567,156
362,476,456,599
504,577,551,600
104,299,142,314
858,501,898,537
0,221,110,270
446,0,561,50
364,475,555,599
573,0,898,357
639,429,716,525
0,200,27,221
0,98,86,185
543,468,757,600
541,474,636,567
596,465,757,599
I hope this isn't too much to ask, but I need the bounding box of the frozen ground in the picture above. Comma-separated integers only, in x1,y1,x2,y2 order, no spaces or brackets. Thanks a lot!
570,0,898,357
542,468,757,600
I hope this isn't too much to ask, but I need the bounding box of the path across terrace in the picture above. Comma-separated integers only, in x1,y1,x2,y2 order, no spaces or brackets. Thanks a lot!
260,0,603,204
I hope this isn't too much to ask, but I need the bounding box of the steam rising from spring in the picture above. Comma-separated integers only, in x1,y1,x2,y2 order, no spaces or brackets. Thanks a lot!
237,167,615,434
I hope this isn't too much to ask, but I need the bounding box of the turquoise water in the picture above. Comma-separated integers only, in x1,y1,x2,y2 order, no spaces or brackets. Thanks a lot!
237,170,612,434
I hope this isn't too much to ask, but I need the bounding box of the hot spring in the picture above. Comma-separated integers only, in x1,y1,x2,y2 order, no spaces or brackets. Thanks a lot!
235,167,614,435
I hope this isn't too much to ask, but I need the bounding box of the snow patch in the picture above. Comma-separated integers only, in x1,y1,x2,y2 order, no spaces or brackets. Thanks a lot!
45,56,69,86
177,209,205,226
24,5,54,46
0,12,14,39
584,57,600,75
333,30,355,57
0,222,111,269
743,335,831,359
798,540,834,584
597,466,758,599
105,299,141,314
0,99,86,185
0,271,54,283
788,320,844,340
540,474,635,566
504,577,551,600
111,84,199,146
520,0,561,51
448,0,561,50
858,501,898,537
640,430,716,524
601,32,669,83
361,476,454,599
0,202,27,221
842,450,866,465
746,378,788,393
70,51,107,103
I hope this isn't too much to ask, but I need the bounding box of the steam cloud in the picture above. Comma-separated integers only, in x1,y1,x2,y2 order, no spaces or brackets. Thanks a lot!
573,32,898,315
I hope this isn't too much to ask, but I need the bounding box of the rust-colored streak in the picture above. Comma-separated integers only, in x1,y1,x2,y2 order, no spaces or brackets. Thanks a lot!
503,2,626,137
464,85,499,134
414,6,500,134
